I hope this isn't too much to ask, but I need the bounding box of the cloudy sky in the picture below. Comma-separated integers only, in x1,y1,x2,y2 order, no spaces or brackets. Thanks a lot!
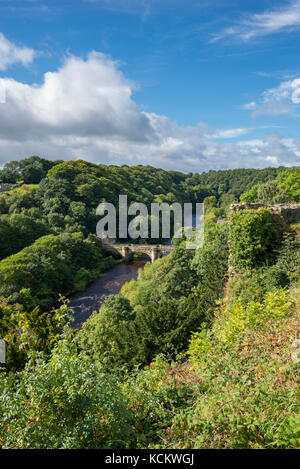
0,0,300,173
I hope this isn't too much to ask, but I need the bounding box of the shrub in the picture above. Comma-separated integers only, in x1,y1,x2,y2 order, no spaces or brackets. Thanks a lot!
0,330,134,449
230,208,280,269
214,288,292,344
178,287,299,449
79,294,136,368
0,300,68,372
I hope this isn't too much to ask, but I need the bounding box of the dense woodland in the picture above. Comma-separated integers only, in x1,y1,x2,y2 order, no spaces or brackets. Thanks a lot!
0,156,299,449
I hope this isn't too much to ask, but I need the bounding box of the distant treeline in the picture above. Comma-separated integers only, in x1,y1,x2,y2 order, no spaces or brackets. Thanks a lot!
0,154,294,200
0,157,298,257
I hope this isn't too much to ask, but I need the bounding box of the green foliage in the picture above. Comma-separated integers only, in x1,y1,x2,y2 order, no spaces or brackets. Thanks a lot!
258,180,287,204
239,167,299,204
274,232,300,284
0,299,68,372
240,180,288,204
179,232,300,449
276,167,300,202
0,157,299,449
226,231,300,302
181,285,299,449
0,330,134,449
230,208,281,269
0,232,116,309
187,166,286,200
121,355,197,448
240,184,260,203
0,184,41,215
0,156,62,184
80,225,229,369
214,288,292,344
2,157,296,245
191,223,229,302
2,285,298,449
0,212,50,260
79,295,136,368
0,336,198,449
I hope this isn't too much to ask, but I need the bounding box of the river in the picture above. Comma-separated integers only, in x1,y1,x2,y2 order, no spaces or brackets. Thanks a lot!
69,258,148,328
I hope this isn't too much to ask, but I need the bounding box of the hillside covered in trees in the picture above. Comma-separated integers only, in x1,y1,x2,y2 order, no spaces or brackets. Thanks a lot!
0,157,299,449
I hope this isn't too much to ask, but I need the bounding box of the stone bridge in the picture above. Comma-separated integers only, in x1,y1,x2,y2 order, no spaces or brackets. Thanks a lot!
105,243,173,263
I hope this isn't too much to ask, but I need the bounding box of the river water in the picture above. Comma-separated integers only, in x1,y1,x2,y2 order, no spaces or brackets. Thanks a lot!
69,259,148,328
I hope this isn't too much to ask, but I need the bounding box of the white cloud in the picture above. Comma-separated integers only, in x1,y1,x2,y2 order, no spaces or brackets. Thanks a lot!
248,76,300,117
251,101,292,118
0,51,299,172
212,128,249,139
242,101,257,111
263,77,300,104
0,32,35,70
0,79,5,103
266,156,279,164
0,52,153,141
211,0,300,43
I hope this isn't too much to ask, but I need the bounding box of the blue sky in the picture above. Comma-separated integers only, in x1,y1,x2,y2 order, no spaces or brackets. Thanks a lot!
0,0,300,172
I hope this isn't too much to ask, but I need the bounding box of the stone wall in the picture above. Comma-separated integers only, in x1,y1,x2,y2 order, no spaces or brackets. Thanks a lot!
230,203,300,224
0,183,11,193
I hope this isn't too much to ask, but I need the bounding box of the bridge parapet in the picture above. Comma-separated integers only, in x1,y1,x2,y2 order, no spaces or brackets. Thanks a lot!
105,243,173,263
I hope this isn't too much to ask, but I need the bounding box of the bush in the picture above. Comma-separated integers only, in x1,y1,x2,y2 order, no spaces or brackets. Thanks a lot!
0,330,134,449
214,288,292,344
0,300,68,372
230,208,281,269
79,294,136,368
179,287,299,449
